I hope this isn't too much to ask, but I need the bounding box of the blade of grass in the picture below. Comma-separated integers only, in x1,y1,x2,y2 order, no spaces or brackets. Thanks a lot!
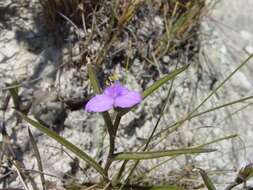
117,0,142,29
198,168,216,190
118,64,189,117
185,54,253,122
151,96,253,142
133,134,237,183
95,0,142,66
224,163,253,190
151,54,253,141
87,64,102,94
191,96,253,119
8,84,19,109
142,64,189,99
13,161,29,190
151,95,253,146
113,148,216,160
239,163,253,181
115,64,179,186
196,134,238,147
18,111,107,179
216,102,253,127
28,128,46,190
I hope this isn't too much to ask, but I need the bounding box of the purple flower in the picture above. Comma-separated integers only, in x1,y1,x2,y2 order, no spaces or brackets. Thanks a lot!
85,81,142,112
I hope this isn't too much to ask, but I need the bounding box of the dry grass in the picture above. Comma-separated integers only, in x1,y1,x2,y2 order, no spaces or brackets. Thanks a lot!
38,0,206,67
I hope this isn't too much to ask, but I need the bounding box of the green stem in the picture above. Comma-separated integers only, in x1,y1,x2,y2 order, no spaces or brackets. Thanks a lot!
152,95,253,141
104,114,122,174
119,67,176,188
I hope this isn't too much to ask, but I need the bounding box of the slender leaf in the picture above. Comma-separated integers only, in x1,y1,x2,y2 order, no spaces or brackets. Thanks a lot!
191,96,253,119
195,134,238,148
133,134,238,183
8,85,19,109
18,112,107,179
28,128,46,190
118,65,189,116
118,65,179,186
142,64,189,99
152,96,253,140
224,163,253,190
113,148,215,160
87,64,102,94
238,163,253,181
198,168,216,190
152,54,253,141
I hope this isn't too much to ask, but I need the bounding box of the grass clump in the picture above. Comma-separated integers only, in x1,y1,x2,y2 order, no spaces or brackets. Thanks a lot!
38,0,206,67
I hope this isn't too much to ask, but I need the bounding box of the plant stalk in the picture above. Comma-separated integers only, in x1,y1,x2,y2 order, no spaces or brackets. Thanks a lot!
104,114,122,175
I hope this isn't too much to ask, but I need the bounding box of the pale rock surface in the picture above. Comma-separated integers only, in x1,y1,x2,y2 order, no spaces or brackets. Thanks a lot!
198,0,253,188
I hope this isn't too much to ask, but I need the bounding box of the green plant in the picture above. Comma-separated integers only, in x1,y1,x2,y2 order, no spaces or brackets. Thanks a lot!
12,54,253,189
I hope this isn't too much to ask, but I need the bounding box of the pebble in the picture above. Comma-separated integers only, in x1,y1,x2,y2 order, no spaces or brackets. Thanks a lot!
1,41,18,58
245,45,253,54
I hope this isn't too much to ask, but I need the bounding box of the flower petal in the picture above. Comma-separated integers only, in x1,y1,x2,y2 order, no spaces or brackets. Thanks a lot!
114,91,142,108
104,81,129,98
85,94,114,112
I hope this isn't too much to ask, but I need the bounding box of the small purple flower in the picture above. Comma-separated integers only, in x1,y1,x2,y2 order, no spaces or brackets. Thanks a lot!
85,81,142,112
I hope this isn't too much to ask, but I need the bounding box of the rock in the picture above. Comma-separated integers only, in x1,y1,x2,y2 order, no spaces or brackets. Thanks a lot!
0,40,19,58
29,46,62,88
0,52,4,62
56,66,89,104
245,46,253,54
240,30,252,40
199,0,253,188
31,99,67,132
